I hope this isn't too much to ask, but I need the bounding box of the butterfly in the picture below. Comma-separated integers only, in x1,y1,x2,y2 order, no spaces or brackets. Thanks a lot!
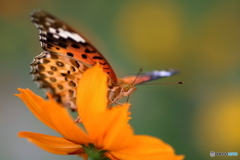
30,9,179,110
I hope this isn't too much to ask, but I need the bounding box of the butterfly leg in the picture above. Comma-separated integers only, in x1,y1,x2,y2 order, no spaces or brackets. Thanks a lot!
74,116,82,123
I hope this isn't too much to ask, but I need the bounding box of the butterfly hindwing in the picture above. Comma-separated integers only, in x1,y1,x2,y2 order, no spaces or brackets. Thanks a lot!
30,51,92,109
121,69,179,85
31,9,117,85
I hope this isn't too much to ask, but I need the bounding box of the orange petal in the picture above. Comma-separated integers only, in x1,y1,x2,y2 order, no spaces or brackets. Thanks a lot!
110,135,184,160
42,93,92,144
76,64,108,139
16,88,92,144
100,104,135,150
18,131,83,155
76,64,134,146
15,88,56,130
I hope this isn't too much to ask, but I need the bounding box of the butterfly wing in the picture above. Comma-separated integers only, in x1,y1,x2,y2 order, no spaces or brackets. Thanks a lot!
31,51,92,109
31,9,117,85
30,9,118,109
121,69,179,85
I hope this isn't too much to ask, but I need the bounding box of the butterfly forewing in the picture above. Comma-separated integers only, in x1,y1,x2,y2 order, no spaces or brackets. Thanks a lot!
121,69,179,85
31,9,117,85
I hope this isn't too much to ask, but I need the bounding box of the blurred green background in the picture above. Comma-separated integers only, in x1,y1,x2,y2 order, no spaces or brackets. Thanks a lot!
0,0,240,160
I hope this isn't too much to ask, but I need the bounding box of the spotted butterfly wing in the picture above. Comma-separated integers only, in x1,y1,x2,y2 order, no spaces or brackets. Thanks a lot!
121,69,179,85
30,9,118,109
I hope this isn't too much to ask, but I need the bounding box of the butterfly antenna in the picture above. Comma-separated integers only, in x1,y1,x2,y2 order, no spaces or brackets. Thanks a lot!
131,68,143,85
141,81,184,85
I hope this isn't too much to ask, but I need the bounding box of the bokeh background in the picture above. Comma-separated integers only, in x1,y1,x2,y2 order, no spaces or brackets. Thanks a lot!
1,0,240,160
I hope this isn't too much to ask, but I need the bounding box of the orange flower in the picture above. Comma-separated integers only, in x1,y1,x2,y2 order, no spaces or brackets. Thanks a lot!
16,64,184,160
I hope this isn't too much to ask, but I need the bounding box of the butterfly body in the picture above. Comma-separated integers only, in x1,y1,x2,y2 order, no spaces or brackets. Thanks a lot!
30,9,178,110
108,80,136,104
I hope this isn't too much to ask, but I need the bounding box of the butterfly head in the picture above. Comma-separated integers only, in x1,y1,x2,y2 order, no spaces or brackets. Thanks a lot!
108,83,136,104
121,83,136,96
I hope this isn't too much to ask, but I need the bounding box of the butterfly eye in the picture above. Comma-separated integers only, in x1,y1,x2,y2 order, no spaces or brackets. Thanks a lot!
123,84,131,92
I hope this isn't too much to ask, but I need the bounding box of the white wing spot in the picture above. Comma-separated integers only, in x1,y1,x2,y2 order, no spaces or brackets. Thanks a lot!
49,27,56,33
45,21,51,26
53,34,59,39
72,33,86,43
58,28,67,38
58,28,86,43
46,17,55,23
152,70,173,77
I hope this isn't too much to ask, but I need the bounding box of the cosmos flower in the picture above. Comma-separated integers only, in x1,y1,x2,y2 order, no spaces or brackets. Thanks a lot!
16,64,184,160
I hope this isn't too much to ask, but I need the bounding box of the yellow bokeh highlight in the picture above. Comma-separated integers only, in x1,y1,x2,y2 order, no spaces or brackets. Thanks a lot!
193,90,240,156
115,1,183,67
